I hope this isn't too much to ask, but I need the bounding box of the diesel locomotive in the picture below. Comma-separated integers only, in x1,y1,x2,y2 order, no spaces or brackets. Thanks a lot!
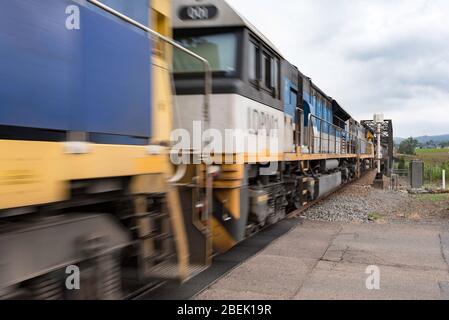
0,0,213,299
0,0,377,299
172,0,374,252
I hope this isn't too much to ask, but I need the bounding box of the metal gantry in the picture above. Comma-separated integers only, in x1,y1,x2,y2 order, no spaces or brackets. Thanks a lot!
361,119,394,175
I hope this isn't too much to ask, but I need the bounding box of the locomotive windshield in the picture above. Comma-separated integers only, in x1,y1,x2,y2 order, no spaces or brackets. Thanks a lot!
174,32,237,74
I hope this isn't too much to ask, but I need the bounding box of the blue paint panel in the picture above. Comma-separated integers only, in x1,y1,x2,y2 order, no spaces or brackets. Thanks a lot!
302,91,335,134
0,0,80,131
79,2,151,136
0,0,152,140
303,92,311,127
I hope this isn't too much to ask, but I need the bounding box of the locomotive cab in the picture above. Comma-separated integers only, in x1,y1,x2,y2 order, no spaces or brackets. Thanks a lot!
172,0,287,157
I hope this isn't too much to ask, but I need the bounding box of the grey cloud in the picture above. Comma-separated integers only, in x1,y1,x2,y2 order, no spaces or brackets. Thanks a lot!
227,0,449,137
347,35,446,62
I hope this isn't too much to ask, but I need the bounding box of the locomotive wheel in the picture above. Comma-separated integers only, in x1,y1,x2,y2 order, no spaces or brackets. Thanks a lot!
95,253,123,300
62,253,123,300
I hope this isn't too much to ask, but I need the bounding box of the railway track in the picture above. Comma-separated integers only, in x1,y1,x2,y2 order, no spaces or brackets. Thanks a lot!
124,281,167,300
286,172,368,220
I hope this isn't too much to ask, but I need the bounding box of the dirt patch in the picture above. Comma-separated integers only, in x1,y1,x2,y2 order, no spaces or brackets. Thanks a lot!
301,171,449,225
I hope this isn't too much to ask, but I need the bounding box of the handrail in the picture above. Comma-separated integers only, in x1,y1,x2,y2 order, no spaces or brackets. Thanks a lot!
307,113,373,155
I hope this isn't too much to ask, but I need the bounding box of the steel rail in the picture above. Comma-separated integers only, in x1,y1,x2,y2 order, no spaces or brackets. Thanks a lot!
287,169,377,219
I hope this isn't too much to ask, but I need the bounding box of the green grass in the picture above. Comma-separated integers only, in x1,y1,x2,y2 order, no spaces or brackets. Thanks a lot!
416,148,449,154
368,212,383,221
397,148,449,184
416,194,449,202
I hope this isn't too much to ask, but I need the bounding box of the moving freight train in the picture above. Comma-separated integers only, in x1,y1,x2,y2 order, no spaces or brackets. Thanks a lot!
0,0,377,299
172,0,375,251
0,0,210,299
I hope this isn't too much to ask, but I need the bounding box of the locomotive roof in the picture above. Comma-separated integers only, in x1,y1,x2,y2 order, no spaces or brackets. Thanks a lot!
332,100,353,122
172,0,283,57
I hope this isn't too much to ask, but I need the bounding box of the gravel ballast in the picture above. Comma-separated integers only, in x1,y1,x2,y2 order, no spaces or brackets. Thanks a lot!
301,181,410,223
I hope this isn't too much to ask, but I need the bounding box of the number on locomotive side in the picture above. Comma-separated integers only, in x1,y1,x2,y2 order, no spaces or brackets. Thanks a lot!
187,6,209,20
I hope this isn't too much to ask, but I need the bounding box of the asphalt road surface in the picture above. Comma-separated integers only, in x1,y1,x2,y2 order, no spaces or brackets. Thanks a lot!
196,220,449,300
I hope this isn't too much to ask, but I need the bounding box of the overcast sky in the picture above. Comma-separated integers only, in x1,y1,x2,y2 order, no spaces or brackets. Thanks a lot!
227,0,449,138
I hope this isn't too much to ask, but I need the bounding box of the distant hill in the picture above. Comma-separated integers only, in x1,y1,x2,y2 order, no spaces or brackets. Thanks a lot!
395,134,449,145
415,134,449,144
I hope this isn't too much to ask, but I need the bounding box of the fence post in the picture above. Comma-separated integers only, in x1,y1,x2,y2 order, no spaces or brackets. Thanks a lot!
443,170,446,190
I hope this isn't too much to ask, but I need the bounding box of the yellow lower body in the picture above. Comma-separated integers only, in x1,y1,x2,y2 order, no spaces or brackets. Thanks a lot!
0,140,167,210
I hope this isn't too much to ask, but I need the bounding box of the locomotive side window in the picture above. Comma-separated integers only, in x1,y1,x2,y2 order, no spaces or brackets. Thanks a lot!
271,57,279,95
248,35,280,99
290,89,298,105
249,41,259,82
262,52,271,89
174,32,238,74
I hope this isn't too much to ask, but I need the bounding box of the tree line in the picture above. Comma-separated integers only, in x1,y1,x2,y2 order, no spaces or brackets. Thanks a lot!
397,138,449,155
